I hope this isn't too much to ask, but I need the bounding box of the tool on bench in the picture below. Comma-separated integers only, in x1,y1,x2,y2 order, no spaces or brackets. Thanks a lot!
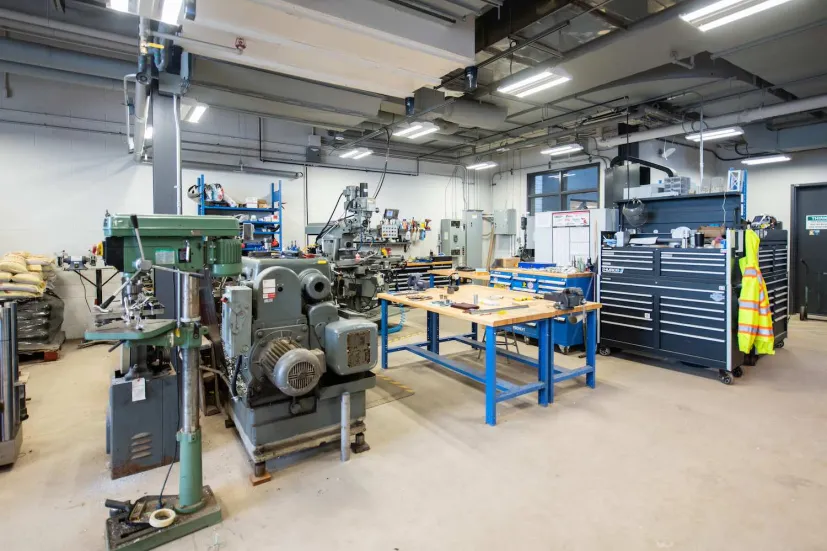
468,304,529,315
542,288,585,309
450,302,479,311
407,273,429,292
431,300,452,307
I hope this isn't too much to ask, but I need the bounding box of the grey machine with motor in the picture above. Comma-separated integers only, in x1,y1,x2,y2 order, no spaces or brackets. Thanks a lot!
0,302,24,467
221,256,377,478
315,183,404,320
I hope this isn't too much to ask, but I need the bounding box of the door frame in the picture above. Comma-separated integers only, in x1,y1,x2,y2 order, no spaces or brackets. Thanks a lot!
790,182,827,314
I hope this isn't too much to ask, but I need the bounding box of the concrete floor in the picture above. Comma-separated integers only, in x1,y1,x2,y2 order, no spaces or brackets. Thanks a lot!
2,314,827,550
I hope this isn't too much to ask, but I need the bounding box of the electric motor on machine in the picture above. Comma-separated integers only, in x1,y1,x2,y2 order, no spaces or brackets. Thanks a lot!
259,338,325,396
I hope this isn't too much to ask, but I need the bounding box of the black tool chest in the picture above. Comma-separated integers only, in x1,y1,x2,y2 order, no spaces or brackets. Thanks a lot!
598,229,789,383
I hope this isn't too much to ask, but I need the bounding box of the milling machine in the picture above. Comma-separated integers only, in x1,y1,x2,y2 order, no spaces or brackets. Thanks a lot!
316,183,404,319
85,213,242,551
221,256,377,479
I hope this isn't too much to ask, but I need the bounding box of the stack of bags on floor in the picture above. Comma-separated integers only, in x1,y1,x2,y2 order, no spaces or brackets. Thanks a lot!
0,252,64,345
0,252,55,299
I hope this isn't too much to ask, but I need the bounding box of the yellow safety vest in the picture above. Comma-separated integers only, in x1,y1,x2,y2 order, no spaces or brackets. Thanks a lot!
738,229,774,355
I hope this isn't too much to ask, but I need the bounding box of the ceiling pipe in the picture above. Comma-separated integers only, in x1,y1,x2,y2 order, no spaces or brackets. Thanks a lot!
0,60,122,90
0,8,137,46
596,94,827,149
0,36,135,79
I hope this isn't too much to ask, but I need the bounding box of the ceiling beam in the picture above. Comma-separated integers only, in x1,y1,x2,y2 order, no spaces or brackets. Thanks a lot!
570,0,627,30
475,0,575,53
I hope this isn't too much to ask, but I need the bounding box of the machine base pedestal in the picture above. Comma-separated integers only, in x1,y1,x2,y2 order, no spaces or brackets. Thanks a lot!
105,486,221,551
0,427,23,467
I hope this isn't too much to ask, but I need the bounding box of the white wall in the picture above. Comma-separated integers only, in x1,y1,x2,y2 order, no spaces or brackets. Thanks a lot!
0,74,488,338
746,149,827,228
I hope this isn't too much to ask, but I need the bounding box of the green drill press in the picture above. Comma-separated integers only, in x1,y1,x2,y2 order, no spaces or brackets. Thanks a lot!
85,213,241,551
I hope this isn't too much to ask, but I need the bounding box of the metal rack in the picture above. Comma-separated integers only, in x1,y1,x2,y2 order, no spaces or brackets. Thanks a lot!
197,175,283,255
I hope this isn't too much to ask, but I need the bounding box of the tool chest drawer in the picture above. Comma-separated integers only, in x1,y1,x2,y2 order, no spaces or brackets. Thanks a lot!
601,249,655,276
659,250,727,278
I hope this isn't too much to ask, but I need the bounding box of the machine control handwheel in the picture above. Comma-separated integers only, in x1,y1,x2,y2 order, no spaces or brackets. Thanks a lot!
598,345,612,357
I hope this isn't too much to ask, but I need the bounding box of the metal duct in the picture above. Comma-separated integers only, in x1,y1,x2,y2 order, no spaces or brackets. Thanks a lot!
0,60,122,90
0,37,135,79
743,122,827,152
433,99,507,130
597,94,827,149
0,8,138,46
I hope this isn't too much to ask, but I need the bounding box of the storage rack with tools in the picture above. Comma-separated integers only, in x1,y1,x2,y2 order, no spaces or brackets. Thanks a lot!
598,193,788,384
489,267,594,353
391,257,453,291
197,175,283,255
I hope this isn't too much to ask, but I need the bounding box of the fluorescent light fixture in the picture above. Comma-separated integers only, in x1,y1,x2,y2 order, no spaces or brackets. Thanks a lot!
515,76,571,98
685,127,744,142
186,104,207,123
108,0,130,12
393,124,424,137
680,0,796,32
353,150,373,160
160,0,184,25
407,126,440,140
467,161,497,170
496,147,510,153
339,150,360,159
541,143,583,156
742,154,791,165
497,70,571,98
144,126,153,140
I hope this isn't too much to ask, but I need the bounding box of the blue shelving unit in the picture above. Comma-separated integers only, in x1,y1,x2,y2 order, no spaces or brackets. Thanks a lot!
196,175,283,255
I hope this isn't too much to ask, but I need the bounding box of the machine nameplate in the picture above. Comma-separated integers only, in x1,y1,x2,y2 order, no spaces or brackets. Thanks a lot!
155,249,176,265
263,279,276,302
131,378,146,402
346,330,372,367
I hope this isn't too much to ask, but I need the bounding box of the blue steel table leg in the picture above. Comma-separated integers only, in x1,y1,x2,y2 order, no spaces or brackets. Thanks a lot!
548,317,556,403
429,273,435,287
485,325,497,426
380,299,388,369
429,311,440,354
537,319,550,406
586,310,597,388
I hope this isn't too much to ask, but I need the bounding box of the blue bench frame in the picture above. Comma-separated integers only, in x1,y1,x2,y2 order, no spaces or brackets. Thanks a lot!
379,298,598,426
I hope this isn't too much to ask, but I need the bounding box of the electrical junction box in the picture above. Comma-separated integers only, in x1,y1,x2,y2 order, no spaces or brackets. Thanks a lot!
493,209,517,235
439,219,465,257
324,320,378,376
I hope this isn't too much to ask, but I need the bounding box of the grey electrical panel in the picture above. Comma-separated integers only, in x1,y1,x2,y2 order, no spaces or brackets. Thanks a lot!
463,210,484,268
493,209,517,235
439,219,465,257
221,286,252,359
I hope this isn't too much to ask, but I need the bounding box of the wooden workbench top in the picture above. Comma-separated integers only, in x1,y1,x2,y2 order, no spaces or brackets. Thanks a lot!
427,268,491,281
378,284,600,327
492,268,595,279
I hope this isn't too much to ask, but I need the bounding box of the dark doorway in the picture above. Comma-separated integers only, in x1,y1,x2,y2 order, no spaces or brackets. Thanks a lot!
791,183,827,319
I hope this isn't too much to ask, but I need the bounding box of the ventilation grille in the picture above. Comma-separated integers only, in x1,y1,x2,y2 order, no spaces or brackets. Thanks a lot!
287,362,318,393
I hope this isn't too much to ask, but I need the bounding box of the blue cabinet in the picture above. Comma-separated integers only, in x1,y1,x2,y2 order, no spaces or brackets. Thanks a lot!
489,269,594,351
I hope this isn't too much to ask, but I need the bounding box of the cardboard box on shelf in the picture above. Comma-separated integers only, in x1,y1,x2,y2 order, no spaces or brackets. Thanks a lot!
698,225,725,239
494,257,520,268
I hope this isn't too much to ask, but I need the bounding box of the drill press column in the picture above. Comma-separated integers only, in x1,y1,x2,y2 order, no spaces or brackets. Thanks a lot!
175,273,204,513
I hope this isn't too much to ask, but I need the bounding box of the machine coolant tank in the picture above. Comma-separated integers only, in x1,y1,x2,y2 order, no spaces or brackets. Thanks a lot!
324,320,377,376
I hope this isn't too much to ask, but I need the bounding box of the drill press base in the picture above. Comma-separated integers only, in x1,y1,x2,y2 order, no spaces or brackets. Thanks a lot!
105,486,221,551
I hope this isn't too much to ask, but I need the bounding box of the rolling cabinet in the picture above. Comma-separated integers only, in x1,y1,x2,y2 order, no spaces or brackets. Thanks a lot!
597,229,788,384
489,268,594,353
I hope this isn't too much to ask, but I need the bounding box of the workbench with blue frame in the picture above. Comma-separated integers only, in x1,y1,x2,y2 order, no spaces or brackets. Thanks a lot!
489,268,595,352
377,284,601,426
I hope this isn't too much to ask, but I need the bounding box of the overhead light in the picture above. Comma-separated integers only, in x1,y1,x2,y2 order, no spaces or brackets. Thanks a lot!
407,126,440,140
742,154,791,165
353,150,373,160
144,126,153,140
467,161,497,170
541,143,583,156
393,123,424,137
186,104,207,123
496,147,510,153
160,0,184,25
497,70,571,98
339,150,360,159
107,0,130,12
334,132,345,141
680,0,796,32
685,127,744,142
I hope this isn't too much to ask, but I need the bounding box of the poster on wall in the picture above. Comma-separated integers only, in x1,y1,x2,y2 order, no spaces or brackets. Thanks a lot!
552,210,590,227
